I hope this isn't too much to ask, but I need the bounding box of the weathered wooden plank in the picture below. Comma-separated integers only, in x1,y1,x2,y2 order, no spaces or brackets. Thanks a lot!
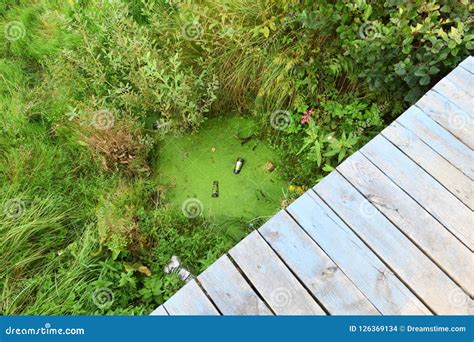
315,172,472,315
228,231,325,315
397,106,474,179
287,192,430,315
433,76,473,117
445,64,474,97
163,279,219,315
337,152,473,297
259,210,379,315
381,121,473,209
459,56,473,74
198,255,272,315
415,90,474,149
361,135,473,251
150,305,168,316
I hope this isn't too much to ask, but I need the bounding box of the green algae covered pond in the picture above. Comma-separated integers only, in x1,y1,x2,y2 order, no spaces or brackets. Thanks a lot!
156,116,288,237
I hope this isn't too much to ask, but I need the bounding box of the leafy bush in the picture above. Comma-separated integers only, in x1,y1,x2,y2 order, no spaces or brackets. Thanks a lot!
54,1,219,132
299,0,473,105
276,96,384,184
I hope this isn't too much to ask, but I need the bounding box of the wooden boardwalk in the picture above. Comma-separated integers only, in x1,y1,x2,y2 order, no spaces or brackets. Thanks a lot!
152,57,473,316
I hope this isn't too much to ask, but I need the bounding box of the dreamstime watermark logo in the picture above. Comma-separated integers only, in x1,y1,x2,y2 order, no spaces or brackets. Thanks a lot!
3,198,26,219
447,287,469,309
448,111,469,129
5,322,85,336
91,109,114,130
181,198,203,218
182,22,203,41
358,21,382,41
92,287,114,309
359,200,377,218
270,287,292,309
153,119,173,133
4,21,26,41
270,110,292,131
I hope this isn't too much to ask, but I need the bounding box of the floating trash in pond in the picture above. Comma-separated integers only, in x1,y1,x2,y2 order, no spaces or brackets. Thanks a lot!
265,161,275,173
211,181,219,197
164,256,194,282
233,157,244,174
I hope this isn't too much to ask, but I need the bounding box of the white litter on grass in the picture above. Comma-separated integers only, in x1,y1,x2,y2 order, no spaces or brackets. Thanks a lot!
164,255,194,282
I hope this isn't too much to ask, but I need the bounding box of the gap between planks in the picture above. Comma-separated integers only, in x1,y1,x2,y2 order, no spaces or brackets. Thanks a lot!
336,151,473,297
313,175,472,315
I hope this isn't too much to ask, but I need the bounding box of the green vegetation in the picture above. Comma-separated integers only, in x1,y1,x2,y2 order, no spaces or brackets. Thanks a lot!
1,0,472,314
156,115,288,238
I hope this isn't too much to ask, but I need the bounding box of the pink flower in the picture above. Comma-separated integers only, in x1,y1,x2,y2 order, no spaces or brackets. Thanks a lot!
301,108,314,125
301,115,311,124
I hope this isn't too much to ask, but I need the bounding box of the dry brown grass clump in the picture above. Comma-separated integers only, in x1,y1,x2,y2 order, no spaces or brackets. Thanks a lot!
74,110,152,176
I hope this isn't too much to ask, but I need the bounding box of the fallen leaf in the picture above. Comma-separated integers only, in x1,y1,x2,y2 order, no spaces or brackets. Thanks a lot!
138,266,152,276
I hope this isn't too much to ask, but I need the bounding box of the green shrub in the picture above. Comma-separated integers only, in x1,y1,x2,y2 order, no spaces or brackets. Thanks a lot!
53,0,219,132
276,97,384,185
299,0,473,106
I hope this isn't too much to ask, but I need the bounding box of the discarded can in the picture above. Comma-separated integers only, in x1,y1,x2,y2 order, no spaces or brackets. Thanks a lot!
211,181,219,197
233,158,244,174
265,161,276,173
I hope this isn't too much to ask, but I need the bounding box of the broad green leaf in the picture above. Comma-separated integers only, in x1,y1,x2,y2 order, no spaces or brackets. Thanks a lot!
419,75,431,85
322,164,335,172
261,26,270,39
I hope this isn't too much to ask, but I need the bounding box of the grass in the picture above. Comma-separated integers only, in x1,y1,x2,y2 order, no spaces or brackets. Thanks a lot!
2,0,469,315
156,115,288,238
0,1,238,315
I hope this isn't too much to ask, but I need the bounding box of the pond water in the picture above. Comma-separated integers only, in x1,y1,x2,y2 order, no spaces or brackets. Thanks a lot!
155,115,288,237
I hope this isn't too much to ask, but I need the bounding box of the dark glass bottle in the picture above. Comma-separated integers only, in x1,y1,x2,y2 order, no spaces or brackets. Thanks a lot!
211,181,219,197
233,158,244,174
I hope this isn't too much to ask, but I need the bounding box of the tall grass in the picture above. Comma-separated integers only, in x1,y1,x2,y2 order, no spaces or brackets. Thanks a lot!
0,0,233,314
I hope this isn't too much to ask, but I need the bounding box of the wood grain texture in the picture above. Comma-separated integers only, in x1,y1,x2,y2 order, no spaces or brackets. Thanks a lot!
433,76,473,117
361,135,473,251
287,192,430,315
259,210,379,315
229,231,325,315
164,279,219,315
381,121,473,209
459,56,473,74
396,106,474,179
198,255,272,315
315,171,472,314
444,64,474,97
337,152,473,297
415,90,474,149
